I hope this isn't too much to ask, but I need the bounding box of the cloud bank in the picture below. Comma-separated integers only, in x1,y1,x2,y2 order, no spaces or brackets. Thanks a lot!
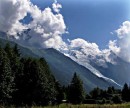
52,0,62,13
65,21,130,67
0,0,30,35
65,38,118,68
0,0,130,67
114,21,130,62
0,0,67,49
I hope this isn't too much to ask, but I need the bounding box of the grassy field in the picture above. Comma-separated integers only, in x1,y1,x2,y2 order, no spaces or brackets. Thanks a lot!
1,103,130,108
31,103,130,108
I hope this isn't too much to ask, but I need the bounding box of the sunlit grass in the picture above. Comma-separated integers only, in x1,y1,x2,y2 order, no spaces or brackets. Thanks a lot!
0,103,130,108
31,103,130,108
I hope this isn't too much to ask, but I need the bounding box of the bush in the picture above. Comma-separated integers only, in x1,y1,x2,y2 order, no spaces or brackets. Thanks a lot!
112,95,122,104
101,98,106,104
105,100,113,104
84,99,96,104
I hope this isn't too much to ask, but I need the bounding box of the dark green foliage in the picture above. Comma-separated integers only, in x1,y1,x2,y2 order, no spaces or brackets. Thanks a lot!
0,43,58,105
107,87,114,94
0,38,122,92
68,73,85,104
55,81,65,104
101,98,106,104
90,87,101,100
13,44,21,57
14,58,57,105
112,95,122,104
1,42,130,106
0,46,14,104
122,83,130,102
85,86,123,104
4,43,21,76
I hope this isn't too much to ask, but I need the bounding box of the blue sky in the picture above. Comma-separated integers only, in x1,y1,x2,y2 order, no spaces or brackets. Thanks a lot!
30,0,130,49
1,0,130,65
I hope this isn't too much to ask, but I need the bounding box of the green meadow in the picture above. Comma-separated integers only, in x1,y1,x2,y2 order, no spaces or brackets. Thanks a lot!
31,103,130,108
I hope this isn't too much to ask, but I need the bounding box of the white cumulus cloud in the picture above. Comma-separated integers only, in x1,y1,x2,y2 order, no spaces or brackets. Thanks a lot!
0,0,31,35
66,21,130,66
115,21,130,39
1,0,130,67
63,38,116,68
113,21,130,62
52,0,62,13
108,40,120,55
27,6,67,49
0,0,67,50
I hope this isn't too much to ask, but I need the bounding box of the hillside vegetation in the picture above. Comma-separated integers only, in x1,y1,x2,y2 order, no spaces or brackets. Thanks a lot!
0,38,121,92
0,43,130,107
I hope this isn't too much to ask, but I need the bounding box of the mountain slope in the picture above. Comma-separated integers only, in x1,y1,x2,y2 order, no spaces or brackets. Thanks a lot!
0,37,121,91
90,54,130,86
30,48,121,91
0,38,38,58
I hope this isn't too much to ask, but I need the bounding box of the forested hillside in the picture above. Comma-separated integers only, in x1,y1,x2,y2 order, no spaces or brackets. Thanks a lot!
0,43,59,105
0,38,120,92
1,43,130,107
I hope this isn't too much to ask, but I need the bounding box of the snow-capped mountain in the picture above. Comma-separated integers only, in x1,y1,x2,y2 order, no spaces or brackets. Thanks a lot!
65,50,121,87
0,35,121,91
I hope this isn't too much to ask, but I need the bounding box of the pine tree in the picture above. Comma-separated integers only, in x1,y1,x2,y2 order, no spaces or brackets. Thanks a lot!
68,72,85,104
90,87,101,99
4,43,13,59
14,58,57,105
122,83,129,101
13,44,21,57
107,87,114,94
4,43,21,75
0,47,14,104
112,95,122,104
14,58,36,105
38,58,57,105
55,81,64,103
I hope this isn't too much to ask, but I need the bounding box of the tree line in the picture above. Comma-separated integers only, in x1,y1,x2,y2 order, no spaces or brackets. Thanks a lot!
55,74,130,105
0,43,60,105
0,43,130,106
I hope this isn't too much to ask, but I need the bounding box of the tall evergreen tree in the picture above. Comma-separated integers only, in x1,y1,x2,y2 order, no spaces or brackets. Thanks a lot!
55,81,65,103
4,43,13,59
122,83,130,101
68,73,85,104
38,58,57,105
0,47,14,104
13,44,21,57
107,87,114,94
14,58,57,105
5,43,20,72
90,87,101,99
4,43,21,104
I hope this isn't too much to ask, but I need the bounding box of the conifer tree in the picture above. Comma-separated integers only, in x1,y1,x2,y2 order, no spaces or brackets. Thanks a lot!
68,73,85,104
90,87,101,99
55,81,64,103
13,44,21,57
14,58,57,105
5,43,20,73
0,47,14,104
122,83,129,101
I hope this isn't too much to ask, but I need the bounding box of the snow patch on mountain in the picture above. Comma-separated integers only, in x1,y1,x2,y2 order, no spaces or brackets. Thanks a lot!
65,52,122,87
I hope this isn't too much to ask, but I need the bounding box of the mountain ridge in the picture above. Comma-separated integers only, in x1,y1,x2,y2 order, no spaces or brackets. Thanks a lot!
0,37,121,91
